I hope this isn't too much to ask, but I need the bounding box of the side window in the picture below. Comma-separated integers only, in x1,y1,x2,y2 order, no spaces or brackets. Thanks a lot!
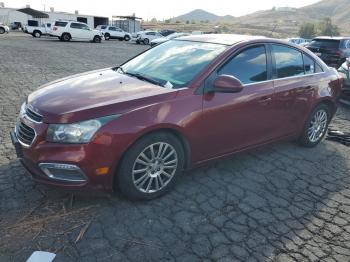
303,54,315,75
109,27,116,31
272,45,304,78
147,32,155,36
101,25,107,29
55,21,68,27
218,46,268,84
81,24,89,30
70,23,83,29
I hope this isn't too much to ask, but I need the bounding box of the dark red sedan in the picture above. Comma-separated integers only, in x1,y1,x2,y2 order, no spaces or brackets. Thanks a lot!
11,34,343,200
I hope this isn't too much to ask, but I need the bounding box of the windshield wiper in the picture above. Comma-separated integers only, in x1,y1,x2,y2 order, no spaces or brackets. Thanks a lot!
124,72,165,87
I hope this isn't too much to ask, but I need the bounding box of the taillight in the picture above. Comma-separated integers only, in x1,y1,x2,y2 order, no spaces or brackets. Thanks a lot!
53,27,58,31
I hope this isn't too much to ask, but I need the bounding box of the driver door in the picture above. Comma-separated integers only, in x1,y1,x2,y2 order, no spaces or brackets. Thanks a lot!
200,44,278,160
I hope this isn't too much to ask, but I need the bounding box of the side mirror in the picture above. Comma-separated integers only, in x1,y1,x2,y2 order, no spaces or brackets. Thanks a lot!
211,75,244,93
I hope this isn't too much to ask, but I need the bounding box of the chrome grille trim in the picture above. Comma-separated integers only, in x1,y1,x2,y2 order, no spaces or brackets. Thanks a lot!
15,121,37,147
25,106,43,123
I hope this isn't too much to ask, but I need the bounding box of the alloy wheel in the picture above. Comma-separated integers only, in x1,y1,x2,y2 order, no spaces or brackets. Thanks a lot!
308,109,328,143
132,142,178,193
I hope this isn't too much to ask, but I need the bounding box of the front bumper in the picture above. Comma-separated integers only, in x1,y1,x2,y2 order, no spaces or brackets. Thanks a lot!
10,122,125,191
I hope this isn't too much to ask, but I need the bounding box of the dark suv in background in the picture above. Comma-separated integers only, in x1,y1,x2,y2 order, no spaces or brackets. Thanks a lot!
306,37,350,67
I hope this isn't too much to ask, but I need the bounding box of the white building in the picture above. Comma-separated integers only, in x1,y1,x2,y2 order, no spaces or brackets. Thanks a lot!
0,4,108,28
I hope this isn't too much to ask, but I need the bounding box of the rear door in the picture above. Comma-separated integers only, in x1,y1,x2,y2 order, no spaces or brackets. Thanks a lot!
271,44,322,135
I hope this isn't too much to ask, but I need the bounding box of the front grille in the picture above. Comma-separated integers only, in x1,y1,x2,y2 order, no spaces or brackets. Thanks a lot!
16,121,36,146
26,107,43,122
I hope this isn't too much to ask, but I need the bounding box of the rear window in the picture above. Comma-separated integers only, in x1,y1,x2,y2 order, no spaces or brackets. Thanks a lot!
309,39,340,49
101,25,107,29
55,21,68,27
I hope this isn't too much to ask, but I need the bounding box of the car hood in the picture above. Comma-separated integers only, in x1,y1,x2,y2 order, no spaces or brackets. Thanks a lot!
27,68,178,123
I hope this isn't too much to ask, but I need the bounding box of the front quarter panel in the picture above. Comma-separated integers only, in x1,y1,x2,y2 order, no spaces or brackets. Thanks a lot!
93,88,203,187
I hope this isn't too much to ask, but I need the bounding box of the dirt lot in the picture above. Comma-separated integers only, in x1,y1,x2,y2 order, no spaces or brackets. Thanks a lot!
1,32,350,262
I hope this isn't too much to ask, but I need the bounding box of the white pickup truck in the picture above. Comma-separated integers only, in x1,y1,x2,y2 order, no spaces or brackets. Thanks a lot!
25,23,52,38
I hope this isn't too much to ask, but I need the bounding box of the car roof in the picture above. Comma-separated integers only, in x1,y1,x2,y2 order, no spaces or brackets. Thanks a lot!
177,34,267,46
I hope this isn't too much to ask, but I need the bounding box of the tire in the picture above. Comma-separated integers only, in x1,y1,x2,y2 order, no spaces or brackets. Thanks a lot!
299,104,331,147
33,31,41,38
93,35,101,43
0,27,5,34
104,33,110,40
61,33,71,42
143,38,150,45
136,40,140,44
117,132,185,200
124,35,130,41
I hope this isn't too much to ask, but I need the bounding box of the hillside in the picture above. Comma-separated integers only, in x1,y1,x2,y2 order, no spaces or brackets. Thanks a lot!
234,0,350,36
172,9,235,22
146,0,350,37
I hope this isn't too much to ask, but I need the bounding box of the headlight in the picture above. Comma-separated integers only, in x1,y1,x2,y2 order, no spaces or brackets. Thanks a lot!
46,115,120,143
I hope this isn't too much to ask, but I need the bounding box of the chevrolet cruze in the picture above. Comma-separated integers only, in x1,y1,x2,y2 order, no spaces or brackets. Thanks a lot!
11,34,343,200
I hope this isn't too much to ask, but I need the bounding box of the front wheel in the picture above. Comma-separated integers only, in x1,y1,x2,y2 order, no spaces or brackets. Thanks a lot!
104,33,110,40
33,31,41,38
117,132,185,200
299,104,330,147
0,27,5,34
124,35,130,41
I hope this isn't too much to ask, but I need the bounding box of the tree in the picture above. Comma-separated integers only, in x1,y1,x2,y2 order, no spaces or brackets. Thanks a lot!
298,23,316,39
318,17,340,36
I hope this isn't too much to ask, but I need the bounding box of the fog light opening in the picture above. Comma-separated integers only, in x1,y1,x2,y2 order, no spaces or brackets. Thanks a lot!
39,163,87,183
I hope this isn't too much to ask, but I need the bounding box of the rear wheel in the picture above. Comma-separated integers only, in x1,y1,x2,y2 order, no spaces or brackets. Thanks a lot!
299,104,330,147
104,33,110,40
124,35,130,41
33,31,41,38
143,38,150,45
0,27,5,34
117,132,185,200
93,35,101,43
61,33,71,42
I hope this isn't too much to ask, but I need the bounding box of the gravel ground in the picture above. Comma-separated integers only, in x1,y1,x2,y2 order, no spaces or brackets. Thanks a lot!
0,32,350,262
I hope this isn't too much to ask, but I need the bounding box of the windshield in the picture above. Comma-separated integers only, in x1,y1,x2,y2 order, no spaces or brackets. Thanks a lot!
121,40,227,88
309,39,340,49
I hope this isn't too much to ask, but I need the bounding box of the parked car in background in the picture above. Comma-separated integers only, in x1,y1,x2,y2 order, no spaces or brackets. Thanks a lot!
97,25,131,41
306,37,350,67
287,37,310,45
11,34,343,200
159,29,176,37
132,30,163,45
10,22,22,30
51,21,102,43
25,22,52,38
150,32,190,47
337,58,350,105
0,23,9,34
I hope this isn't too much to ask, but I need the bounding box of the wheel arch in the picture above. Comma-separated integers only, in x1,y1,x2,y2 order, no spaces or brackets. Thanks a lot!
318,98,337,117
111,126,192,191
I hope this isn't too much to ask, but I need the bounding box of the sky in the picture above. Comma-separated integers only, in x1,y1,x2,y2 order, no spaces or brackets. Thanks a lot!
5,0,320,20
